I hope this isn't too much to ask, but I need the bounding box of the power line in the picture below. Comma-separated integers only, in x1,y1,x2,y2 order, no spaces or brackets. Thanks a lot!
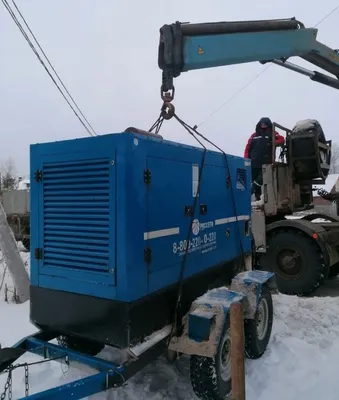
196,65,271,127
196,5,339,128
314,4,339,27
11,0,97,137
2,0,97,137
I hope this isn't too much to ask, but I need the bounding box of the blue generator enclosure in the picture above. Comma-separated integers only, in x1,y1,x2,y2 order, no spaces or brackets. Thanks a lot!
29,130,252,347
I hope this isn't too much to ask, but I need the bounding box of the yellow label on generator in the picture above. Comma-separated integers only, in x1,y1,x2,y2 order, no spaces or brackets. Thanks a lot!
197,46,204,55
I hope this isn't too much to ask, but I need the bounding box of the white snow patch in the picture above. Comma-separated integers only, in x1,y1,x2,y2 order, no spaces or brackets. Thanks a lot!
313,173,339,195
1,252,339,399
195,286,244,307
292,119,319,133
285,215,330,223
17,179,30,191
131,325,172,357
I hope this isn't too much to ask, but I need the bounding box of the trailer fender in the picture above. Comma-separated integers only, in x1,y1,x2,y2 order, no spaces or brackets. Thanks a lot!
168,270,274,358
300,212,339,223
266,219,331,266
229,270,275,319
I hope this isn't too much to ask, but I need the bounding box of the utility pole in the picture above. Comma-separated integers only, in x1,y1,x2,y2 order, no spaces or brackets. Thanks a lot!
0,202,30,303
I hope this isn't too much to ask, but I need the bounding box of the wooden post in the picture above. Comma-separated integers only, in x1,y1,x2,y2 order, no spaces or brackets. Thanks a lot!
230,302,246,400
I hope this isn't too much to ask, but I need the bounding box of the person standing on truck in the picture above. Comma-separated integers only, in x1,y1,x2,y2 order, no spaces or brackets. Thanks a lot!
244,117,285,200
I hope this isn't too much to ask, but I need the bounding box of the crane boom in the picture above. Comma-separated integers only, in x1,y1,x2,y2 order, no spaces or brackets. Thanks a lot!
158,18,339,99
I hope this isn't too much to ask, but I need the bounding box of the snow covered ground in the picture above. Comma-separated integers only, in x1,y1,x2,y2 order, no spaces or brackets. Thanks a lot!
1,249,339,399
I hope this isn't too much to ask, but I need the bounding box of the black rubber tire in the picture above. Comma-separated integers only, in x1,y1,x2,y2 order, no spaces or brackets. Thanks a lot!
259,229,325,295
244,286,273,359
57,335,104,356
190,318,232,400
22,238,30,251
328,262,339,279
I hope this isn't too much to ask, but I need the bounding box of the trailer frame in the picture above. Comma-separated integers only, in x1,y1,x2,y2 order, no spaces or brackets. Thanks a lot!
0,270,275,400
0,329,168,400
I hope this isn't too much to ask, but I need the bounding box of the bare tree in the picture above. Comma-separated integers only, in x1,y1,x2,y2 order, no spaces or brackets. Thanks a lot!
1,157,18,191
330,142,339,174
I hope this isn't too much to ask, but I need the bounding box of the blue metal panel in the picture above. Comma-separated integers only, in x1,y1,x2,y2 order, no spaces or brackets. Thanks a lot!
30,131,252,302
182,28,317,71
141,142,251,295
30,139,119,298
17,372,112,400
42,159,113,272
145,157,194,274
40,156,116,286
188,310,215,342
30,147,41,287
115,135,150,301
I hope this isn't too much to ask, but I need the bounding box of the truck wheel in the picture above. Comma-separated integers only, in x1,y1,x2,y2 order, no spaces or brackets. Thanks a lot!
244,286,273,359
57,335,104,356
22,238,30,251
260,229,325,295
190,319,232,400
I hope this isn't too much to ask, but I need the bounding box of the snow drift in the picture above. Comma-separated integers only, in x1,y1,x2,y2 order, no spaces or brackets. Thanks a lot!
1,250,339,399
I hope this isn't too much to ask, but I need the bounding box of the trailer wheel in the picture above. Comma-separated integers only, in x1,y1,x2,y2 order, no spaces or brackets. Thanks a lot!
57,335,104,356
244,286,273,359
260,229,325,295
190,319,232,400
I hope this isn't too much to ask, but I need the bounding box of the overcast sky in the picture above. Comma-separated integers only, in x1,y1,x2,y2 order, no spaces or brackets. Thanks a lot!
1,0,338,176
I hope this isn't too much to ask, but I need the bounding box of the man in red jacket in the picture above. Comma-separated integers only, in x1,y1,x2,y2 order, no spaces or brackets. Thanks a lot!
244,117,285,200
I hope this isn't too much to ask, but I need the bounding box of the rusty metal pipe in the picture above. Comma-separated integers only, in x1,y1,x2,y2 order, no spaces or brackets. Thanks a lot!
180,18,301,36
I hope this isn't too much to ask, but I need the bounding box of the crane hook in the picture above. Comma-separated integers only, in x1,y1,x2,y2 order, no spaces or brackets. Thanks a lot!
161,102,175,120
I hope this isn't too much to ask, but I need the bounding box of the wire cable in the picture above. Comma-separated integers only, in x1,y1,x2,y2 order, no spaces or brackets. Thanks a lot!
196,4,339,128
10,0,97,137
2,0,97,137
314,4,339,27
197,65,271,128
148,111,246,342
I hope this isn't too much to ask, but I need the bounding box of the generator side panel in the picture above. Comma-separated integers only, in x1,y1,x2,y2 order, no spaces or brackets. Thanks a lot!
145,156,195,291
29,134,127,300
138,138,252,296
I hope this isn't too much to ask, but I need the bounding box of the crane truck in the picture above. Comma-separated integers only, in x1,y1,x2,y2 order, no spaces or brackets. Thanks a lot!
0,16,339,400
158,17,339,296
